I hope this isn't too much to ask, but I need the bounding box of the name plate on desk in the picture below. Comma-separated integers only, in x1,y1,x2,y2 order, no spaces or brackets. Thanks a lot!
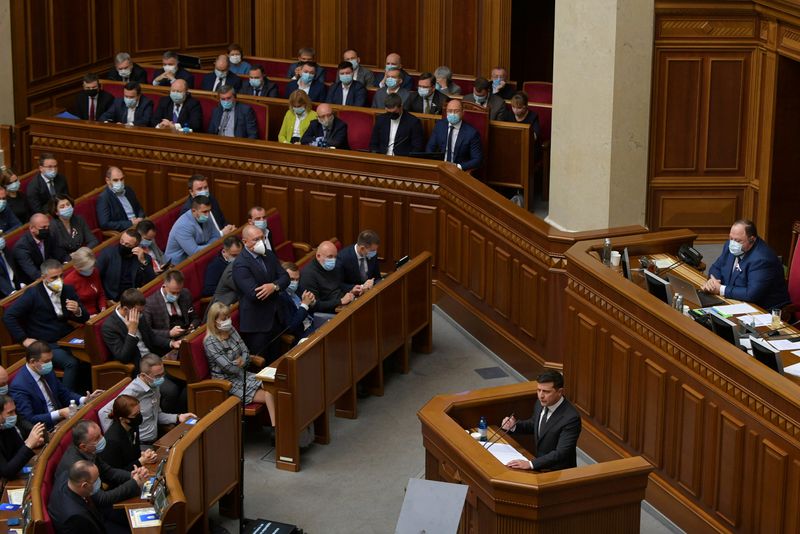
129,507,161,528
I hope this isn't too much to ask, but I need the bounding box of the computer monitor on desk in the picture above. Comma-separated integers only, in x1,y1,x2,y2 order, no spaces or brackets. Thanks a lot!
750,337,785,374
620,248,632,281
709,311,739,346
643,270,671,304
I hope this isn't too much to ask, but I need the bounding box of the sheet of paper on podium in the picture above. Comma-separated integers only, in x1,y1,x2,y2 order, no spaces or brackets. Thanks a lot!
482,442,526,465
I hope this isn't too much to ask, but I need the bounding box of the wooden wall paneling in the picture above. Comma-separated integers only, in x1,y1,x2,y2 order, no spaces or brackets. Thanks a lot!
213,178,242,225
167,172,190,204
755,439,787,533
676,384,704,498
290,0,316,60
121,167,150,213
254,0,277,57
787,460,800,534
133,0,181,54
26,0,51,84
518,264,539,341
261,184,290,235
701,401,720,509
460,223,470,297
391,201,403,265
183,0,233,51
420,0,444,74
443,213,462,283
650,188,742,235
232,0,253,56
705,56,748,173
606,335,631,443
341,195,354,244
466,229,486,300
350,299,379,381
444,0,479,76
291,187,305,241
713,411,745,529
307,190,338,246
51,0,93,73
491,245,511,319
385,0,420,71
408,203,437,262
356,197,387,252
323,323,353,410
344,0,379,67
664,376,680,478
640,358,667,468
571,311,597,415
316,0,342,65
75,162,102,197
656,55,702,173
477,0,512,78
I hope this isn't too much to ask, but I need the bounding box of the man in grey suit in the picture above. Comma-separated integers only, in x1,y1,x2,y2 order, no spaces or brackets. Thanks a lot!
372,69,410,109
463,77,508,121
343,48,375,88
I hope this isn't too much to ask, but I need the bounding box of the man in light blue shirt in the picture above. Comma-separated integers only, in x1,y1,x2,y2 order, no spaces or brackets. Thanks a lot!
164,196,227,265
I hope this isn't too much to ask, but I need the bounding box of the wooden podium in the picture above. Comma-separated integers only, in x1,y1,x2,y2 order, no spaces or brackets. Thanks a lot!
419,382,653,533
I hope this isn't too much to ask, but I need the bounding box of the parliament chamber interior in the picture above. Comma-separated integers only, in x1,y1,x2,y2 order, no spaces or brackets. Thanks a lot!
0,0,799,532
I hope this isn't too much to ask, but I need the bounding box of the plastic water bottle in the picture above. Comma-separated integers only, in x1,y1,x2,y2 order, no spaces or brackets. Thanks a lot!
602,238,612,266
68,400,78,418
478,417,488,442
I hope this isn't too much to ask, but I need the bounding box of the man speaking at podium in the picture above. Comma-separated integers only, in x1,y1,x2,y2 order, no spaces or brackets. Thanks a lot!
502,370,581,471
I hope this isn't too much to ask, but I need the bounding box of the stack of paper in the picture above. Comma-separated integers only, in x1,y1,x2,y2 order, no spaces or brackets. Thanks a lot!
712,303,759,316
783,361,800,378
769,340,800,352
739,314,773,327
6,488,24,505
481,442,526,465
256,366,277,380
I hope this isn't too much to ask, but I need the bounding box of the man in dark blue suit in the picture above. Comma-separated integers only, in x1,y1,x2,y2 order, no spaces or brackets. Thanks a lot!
150,79,203,132
179,175,234,234
206,85,258,139
0,237,19,298
369,93,424,156
0,185,21,233
277,261,317,342
233,224,289,361
239,65,279,98
150,50,194,88
95,166,145,232
202,235,243,297
96,229,156,301
200,55,243,93
702,220,791,310
4,261,90,394
68,73,114,121
338,229,382,293
300,104,350,149
11,213,70,285
286,47,326,82
284,62,327,102
98,82,153,126
426,99,483,171
326,62,367,107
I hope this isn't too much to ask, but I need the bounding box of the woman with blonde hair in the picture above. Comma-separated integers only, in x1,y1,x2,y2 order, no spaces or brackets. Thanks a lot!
278,90,317,144
205,302,274,423
63,246,107,316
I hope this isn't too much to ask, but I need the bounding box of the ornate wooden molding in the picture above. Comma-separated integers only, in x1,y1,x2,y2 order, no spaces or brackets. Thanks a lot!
778,23,800,54
566,277,800,440
658,18,757,38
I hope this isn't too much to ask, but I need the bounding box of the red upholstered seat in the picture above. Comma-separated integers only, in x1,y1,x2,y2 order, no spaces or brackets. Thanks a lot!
265,210,293,262
272,78,291,99
248,102,269,140
73,188,103,231
338,110,375,151
522,81,553,104
788,230,800,322
195,95,219,134
103,82,124,99
529,102,552,144
257,59,294,80
152,204,183,251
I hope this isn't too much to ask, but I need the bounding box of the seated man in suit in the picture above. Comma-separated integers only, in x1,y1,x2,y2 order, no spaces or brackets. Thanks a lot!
379,53,414,90
150,50,194,88
300,103,350,149
501,370,582,471
464,77,508,121
107,51,148,83
233,224,289,359
143,269,201,344
68,73,113,121
165,195,229,265
433,65,462,97
343,48,375,88
9,341,99,429
277,261,317,342
200,54,243,93
338,229,382,294
48,461,108,534
369,93,424,157
371,68,411,109
207,84,258,139
491,66,516,100
284,61,328,102
240,64,279,98
26,152,70,215
0,233,18,298
0,393,46,479
97,355,196,443
286,47,326,82
426,99,483,171
701,219,791,310
11,213,69,284
326,61,367,107
179,175,234,232
96,228,157,301
95,166,145,231
98,81,153,126
136,219,168,272
0,184,22,232
102,288,180,373
301,240,356,315
405,72,449,115
150,78,203,132
202,235,243,297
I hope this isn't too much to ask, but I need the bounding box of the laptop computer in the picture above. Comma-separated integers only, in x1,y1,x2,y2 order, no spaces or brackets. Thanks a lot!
666,274,725,308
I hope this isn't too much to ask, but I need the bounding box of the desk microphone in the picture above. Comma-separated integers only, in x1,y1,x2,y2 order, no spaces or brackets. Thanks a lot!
656,259,683,277
484,414,514,451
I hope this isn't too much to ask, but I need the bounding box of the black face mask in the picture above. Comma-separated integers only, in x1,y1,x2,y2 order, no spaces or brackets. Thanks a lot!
119,245,134,258
128,413,143,427
388,112,400,121
84,89,99,98
36,228,49,241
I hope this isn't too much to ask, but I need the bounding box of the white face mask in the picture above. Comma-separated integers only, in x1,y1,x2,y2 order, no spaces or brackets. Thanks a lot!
252,239,267,256
217,319,233,331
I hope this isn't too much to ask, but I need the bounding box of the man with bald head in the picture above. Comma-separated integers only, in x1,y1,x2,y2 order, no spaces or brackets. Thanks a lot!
96,166,145,232
201,54,242,93
300,240,357,315
233,225,289,360
150,78,203,132
379,52,413,89
300,103,350,149
11,213,69,285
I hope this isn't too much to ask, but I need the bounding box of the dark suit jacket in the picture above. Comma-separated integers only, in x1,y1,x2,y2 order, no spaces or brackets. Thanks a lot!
404,90,449,115
232,250,289,333
369,112,425,156
0,251,20,298
3,283,89,345
200,71,243,93
143,287,200,339
337,244,381,289
325,81,367,107
277,288,313,339
426,119,483,171
107,63,148,83
98,96,154,126
207,103,258,139
239,81,279,98
95,186,145,232
300,260,346,314
286,62,326,82
50,215,98,254
0,419,35,478
0,205,21,233
151,94,203,132
55,444,139,508
300,118,350,150
284,80,327,102
26,172,70,214
101,311,171,369
9,365,82,428
96,245,156,301
47,471,106,534
150,67,194,88
179,194,228,228
513,397,581,471
68,91,114,121
507,110,542,142
210,261,238,307
463,93,508,121
10,232,69,284
708,239,791,310
202,252,229,297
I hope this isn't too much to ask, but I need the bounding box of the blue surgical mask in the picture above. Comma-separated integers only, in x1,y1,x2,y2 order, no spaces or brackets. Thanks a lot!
39,361,53,375
111,181,125,194
418,87,430,98
492,78,503,88
139,239,152,248
367,250,377,259
249,78,262,88
385,77,398,88
288,280,299,293
1,414,15,429
0,385,7,395
293,106,306,116
170,91,185,104
447,113,461,125
94,436,106,454
253,220,267,231
197,214,209,224
220,99,234,111
91,477,102,495
151,376,165,388
473,93,487,104
339,74,353,85
0,237,5,251
194,189,209,198
43,169,57,179
728,239,744,256
78,268,94,277
300,72,314,84
322,258,336,271
59,206,73,219
349,59,359,70
435,82,442,91
164,290,179,303
5,181,19,192
124,97,137,109
214,69,227,78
